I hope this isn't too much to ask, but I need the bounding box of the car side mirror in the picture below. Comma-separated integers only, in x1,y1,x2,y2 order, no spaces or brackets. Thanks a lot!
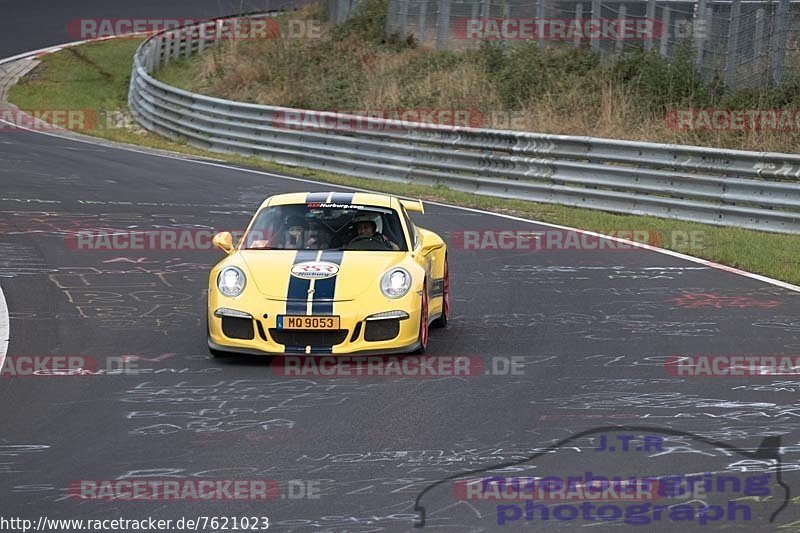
212,232,234,254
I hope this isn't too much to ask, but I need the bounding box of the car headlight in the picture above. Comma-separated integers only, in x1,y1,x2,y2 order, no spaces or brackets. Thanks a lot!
217,266,246,297
381,268,411,298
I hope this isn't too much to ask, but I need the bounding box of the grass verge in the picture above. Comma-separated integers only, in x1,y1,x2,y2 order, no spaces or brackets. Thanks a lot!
7,37,800,286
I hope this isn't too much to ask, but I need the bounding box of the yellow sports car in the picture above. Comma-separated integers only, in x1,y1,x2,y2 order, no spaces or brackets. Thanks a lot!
207,192,449,356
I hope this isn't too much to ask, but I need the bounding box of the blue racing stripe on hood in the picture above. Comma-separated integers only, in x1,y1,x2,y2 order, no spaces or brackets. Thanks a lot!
308,250,344,354
281,192,354,354
311,250,344,315
285,249,317,315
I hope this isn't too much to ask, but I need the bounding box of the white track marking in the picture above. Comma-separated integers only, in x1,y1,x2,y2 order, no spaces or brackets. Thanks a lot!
0,285,8,372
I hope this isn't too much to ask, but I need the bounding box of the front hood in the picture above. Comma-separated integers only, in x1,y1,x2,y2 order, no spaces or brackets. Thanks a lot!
239,250,409,301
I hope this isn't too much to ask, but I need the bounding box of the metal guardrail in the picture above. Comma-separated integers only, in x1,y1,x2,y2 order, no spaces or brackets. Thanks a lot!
129,13,800,234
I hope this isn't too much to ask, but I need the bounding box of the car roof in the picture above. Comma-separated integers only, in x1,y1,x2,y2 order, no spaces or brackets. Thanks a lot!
259,192,395,210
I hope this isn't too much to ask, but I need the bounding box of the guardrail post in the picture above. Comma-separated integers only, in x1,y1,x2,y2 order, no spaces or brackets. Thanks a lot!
172,30,182,61
148,40,158,71
184,27,194,57
168,34,174,63
723,0,741,89
198,23,207,53
159,34,168,68
217,18,225,46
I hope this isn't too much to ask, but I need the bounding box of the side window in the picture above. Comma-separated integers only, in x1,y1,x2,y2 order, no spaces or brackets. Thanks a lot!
400,206,418,249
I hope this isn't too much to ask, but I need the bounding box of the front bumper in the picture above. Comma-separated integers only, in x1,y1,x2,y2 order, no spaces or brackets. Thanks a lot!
207,294,422,356
207,337,421,357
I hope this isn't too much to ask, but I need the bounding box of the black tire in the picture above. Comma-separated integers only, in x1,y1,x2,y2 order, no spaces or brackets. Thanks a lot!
430,258,449,329
413,283,429,354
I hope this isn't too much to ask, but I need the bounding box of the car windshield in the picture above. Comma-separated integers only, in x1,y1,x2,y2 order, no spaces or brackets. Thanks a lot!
242,203,408,251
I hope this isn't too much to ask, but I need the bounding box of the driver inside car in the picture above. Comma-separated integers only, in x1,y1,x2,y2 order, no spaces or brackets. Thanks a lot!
349,214,399,250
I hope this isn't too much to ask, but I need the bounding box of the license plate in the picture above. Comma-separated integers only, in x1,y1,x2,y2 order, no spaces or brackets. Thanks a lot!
277,315,340,330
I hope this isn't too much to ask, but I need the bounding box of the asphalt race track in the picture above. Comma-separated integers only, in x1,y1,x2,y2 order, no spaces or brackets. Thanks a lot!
0,0,309,57
2,2,800,532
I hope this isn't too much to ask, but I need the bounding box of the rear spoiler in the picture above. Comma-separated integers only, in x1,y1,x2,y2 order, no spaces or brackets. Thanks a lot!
400,199,425,214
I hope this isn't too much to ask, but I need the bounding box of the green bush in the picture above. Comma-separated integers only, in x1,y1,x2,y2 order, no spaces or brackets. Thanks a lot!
332,0,391,45
477,42,606,109
720,76,800,109
610,45,709,113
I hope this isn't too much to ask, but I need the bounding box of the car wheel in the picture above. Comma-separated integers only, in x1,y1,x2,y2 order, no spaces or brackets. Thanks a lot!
431,258,449,329
414,284,429,354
